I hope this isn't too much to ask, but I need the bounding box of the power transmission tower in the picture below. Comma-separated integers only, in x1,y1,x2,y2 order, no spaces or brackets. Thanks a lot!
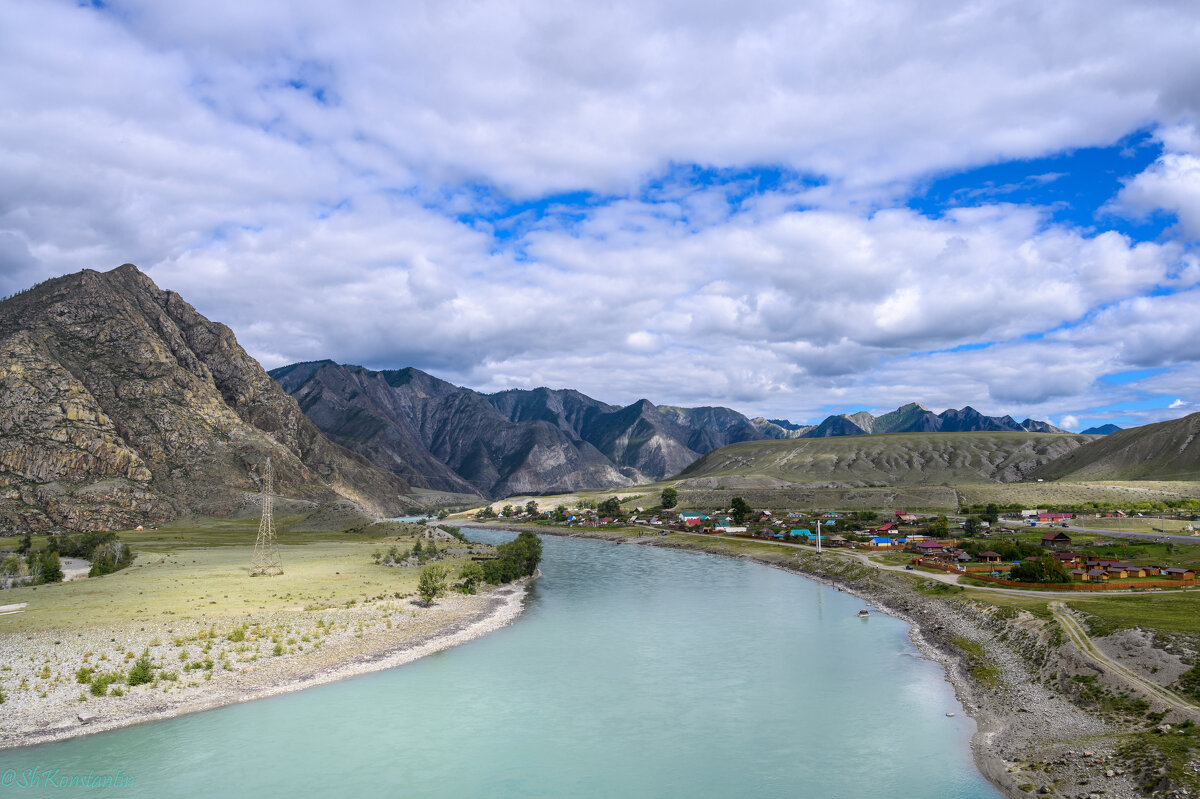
250,458,282,576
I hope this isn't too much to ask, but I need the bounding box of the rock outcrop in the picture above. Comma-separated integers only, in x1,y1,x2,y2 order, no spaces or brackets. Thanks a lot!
0,265,410,533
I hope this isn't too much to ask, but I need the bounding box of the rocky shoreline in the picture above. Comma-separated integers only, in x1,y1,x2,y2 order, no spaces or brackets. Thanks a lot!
0,580,528,751
465,523,1163,799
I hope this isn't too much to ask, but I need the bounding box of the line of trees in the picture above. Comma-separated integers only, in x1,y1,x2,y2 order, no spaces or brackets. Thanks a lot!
49,531,134,577
419,531,544,605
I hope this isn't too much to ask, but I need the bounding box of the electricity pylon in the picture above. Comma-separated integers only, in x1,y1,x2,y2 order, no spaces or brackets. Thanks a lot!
250,458,283,576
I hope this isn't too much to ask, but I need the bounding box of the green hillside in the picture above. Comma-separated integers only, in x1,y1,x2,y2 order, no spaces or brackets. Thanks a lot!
1030,412,1200,482
674,431,1091,487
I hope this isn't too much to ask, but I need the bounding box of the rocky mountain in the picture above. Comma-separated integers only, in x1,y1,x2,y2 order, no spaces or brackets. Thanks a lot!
1030,413,1200,482
1081,423,1123,435
0,265,411,534
271,359,1075,498
818,402,1063,436
270,361,778,498
748,418,813,439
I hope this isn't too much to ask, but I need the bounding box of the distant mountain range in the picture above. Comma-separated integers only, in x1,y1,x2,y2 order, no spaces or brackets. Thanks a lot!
774,402,1070,437
269,360,1077,499
270,361,768,498
1080,423,1123,435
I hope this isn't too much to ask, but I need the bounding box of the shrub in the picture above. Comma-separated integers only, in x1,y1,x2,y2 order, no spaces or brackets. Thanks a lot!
127,655,154,686
89,673,120,696
457,562,485,594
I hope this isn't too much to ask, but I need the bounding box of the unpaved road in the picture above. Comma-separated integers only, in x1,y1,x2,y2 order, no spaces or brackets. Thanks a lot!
1051,601,1200,717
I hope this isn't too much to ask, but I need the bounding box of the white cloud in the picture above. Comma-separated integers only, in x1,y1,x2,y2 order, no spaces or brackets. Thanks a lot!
1170,398,1187,409
1060,415,1080,431
2,0,1200,427
1115,136,1200,240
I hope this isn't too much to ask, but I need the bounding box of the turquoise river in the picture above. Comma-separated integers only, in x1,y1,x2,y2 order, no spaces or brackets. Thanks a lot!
2,530,1001,798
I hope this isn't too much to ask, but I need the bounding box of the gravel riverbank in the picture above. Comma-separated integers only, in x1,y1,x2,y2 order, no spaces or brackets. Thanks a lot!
0,581,527,751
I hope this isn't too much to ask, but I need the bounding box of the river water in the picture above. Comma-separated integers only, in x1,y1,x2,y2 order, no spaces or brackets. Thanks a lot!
3,531,999,798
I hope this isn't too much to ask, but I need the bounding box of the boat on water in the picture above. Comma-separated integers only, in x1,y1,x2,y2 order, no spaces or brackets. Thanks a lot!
856,609,870,618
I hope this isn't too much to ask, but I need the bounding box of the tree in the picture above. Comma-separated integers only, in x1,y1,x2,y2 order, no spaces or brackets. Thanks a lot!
437,509,450,520
525,500,539,517
661,487,678,509
482,531,544,584
598,497,622,516
963,515,982,536
1010,557,1069,584
38,551,63,583
730,497,752,525
457,562,485,594
554,504,568,520
417,563,449,605
928,515,950,537
479,505,497,519
17,533,31,554
501,504,515,518
982,503,1000,524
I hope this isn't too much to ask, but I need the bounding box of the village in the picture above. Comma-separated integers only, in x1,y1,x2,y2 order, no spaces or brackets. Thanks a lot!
487,501,1200,591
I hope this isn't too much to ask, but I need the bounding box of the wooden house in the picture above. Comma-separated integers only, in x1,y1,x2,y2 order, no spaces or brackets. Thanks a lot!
1040,530,1072,550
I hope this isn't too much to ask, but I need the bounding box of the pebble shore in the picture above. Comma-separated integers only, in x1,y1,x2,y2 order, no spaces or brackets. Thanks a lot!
0,581,527,750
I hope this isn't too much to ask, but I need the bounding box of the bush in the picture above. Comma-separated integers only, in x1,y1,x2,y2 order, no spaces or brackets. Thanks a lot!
89,672,120,696
76,666,95,684
1010,557,1071,584
456,562,485,594
127,655,154,686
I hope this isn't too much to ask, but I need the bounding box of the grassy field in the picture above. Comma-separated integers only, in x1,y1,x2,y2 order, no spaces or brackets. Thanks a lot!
954,481,1200,508
0,519,481,634
1068,516,1200,534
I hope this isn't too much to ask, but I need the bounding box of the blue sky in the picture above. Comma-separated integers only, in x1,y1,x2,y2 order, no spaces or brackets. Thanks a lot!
2,0,1200,431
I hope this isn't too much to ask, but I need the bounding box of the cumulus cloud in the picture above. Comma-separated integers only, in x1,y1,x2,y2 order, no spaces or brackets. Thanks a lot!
2,0,1200,426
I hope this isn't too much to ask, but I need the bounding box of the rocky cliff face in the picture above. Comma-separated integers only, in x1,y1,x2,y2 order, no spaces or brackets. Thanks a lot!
0,265,410,534
271,362,787,498
272,361,634,498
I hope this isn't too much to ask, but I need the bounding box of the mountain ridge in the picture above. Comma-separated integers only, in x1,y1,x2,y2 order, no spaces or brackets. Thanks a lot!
270,359,1078,499
1030,413,1200,482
